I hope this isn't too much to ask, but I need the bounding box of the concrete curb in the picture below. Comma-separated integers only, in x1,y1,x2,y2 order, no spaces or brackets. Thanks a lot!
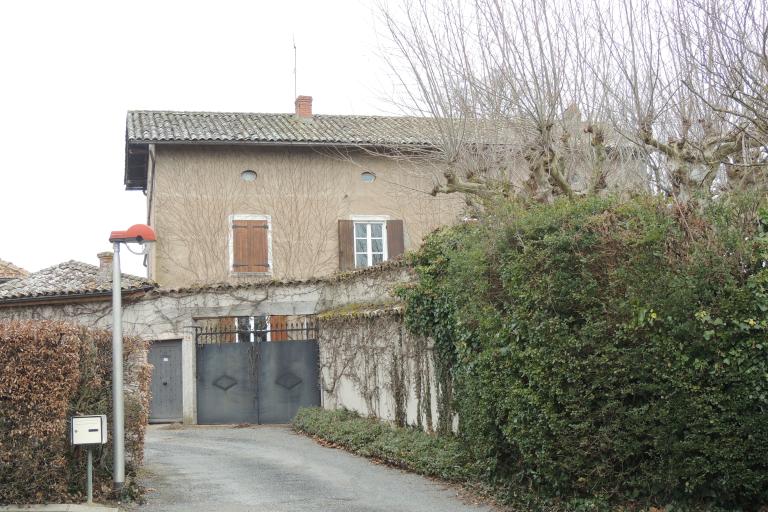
0,505,117,512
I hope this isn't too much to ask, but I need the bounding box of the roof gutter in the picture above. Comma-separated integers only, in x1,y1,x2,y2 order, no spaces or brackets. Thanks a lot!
126,139,435,150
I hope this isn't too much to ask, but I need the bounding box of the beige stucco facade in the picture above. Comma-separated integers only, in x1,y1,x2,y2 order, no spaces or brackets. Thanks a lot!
147,144,463,288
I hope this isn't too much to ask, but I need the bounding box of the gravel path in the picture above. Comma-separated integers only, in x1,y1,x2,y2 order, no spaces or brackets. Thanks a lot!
125,424,493,512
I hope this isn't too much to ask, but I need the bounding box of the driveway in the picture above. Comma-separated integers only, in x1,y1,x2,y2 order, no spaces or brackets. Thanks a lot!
127,424,494,512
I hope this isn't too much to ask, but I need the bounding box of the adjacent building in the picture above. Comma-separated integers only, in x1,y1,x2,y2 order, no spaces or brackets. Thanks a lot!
0,259,29,284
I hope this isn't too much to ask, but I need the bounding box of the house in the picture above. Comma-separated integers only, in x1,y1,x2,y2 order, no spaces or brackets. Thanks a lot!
0,259,29,284
124,96,464,288
118,98,472,424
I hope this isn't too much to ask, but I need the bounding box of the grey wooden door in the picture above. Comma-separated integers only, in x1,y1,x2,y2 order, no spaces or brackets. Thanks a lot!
148,340,183,422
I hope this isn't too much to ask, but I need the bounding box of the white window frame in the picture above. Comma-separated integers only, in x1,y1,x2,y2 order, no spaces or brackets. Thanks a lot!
351,215,389,268
228,214,273,275
235,315,270,343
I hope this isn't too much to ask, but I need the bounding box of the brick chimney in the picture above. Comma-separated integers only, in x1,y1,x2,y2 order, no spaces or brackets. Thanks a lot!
295,95,313,118
97,251,113,277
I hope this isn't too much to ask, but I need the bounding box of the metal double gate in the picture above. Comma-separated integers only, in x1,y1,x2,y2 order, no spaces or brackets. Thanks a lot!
195,322,320,424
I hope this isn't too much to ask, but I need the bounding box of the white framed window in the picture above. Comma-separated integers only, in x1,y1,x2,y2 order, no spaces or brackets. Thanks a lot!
229,214,272,274
235,316,270,343
352,215,389,268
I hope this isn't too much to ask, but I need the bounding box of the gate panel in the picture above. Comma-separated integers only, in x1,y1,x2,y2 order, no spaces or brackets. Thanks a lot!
148,340,183,422
257,341,320,424
196,343,259,424
195,317,320,425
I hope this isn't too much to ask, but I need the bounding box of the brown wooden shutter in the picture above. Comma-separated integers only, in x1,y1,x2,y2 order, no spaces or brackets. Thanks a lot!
233,220,269,272
270,315,288,341
338,220,354,271
387,220,405,260
197,317,236,343
220,317,236,343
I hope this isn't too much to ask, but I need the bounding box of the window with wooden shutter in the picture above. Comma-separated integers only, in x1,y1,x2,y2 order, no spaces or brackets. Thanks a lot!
341,217,405,269
231,217,271,273
338,220,355,271
386,220,405,260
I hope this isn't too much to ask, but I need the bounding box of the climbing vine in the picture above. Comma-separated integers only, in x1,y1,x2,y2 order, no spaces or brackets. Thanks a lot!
317,306,440,429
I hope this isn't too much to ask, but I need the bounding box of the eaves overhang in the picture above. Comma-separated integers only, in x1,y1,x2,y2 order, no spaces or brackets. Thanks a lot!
122,138,435,192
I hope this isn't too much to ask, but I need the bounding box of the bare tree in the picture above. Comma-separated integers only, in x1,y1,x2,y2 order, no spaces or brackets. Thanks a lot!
378,0,766,204
379,0,648,205
673,0,768,193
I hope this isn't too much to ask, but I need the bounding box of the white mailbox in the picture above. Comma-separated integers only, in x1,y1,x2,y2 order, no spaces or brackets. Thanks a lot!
71,415,108,445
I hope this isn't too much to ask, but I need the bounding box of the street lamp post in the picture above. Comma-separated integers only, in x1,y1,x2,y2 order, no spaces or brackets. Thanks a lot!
108,224,156,493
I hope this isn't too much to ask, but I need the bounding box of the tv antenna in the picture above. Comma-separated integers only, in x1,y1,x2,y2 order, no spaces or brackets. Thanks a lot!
293,35,297,99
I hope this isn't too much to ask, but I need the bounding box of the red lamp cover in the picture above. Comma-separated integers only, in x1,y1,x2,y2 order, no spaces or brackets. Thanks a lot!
109,224,156,243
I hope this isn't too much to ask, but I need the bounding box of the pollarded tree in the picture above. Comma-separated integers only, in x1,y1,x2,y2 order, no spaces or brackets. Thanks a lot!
379,0,650,205
378,0,766,204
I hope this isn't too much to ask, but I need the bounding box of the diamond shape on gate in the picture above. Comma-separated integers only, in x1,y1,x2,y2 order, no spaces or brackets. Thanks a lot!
275,372,302,390
213,375,237,391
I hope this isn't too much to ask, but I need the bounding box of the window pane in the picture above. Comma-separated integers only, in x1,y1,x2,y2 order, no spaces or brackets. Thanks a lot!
356,239,367,253
356,254,369,267
355,223,367,237
372,253,384,264
371,238,383,252
370,223,383,238
253,316,268,330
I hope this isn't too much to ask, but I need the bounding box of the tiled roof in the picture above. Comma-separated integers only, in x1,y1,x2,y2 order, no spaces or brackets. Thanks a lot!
0,261,154,302
126,111,447,146
0,259,29,280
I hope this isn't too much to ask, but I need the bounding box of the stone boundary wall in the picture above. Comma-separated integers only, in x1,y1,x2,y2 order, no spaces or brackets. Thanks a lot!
317,306,444,430
0,263,412,424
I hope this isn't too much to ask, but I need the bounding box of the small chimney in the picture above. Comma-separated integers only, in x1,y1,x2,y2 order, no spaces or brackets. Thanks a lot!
295,95,313,118
97,251,113,276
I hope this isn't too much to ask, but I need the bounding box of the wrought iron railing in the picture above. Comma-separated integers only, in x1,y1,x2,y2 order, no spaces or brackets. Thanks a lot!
194,317,317,345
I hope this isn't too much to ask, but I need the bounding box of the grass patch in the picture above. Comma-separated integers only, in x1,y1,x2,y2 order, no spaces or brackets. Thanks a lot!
292,407,470,482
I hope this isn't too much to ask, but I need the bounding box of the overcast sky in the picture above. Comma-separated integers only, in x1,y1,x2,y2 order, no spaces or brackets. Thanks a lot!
0,0,399,276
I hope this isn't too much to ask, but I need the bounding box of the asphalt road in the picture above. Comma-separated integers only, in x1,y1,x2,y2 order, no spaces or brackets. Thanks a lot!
126,424,494,512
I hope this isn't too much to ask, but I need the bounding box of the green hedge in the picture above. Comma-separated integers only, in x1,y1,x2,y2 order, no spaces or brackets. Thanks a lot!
293,408,470,482
399,195,768,508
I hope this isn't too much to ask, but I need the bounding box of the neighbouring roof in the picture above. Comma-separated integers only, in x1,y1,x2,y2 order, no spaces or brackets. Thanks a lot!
126,111,444,147
0,259,29,280
0,261,154,303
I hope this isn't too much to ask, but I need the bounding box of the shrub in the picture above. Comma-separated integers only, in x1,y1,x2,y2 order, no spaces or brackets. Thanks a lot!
0,320,150,504
293,407,470,482
400,195,768,508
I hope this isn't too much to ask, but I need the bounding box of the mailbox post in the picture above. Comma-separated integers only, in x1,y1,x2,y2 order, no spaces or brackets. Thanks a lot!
71,415,108,504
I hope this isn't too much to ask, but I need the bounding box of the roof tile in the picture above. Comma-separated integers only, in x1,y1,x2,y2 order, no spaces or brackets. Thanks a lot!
126,111,447,146
0,261,154,302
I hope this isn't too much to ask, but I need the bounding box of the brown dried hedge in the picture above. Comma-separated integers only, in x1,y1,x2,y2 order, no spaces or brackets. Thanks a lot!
0,320,150,504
